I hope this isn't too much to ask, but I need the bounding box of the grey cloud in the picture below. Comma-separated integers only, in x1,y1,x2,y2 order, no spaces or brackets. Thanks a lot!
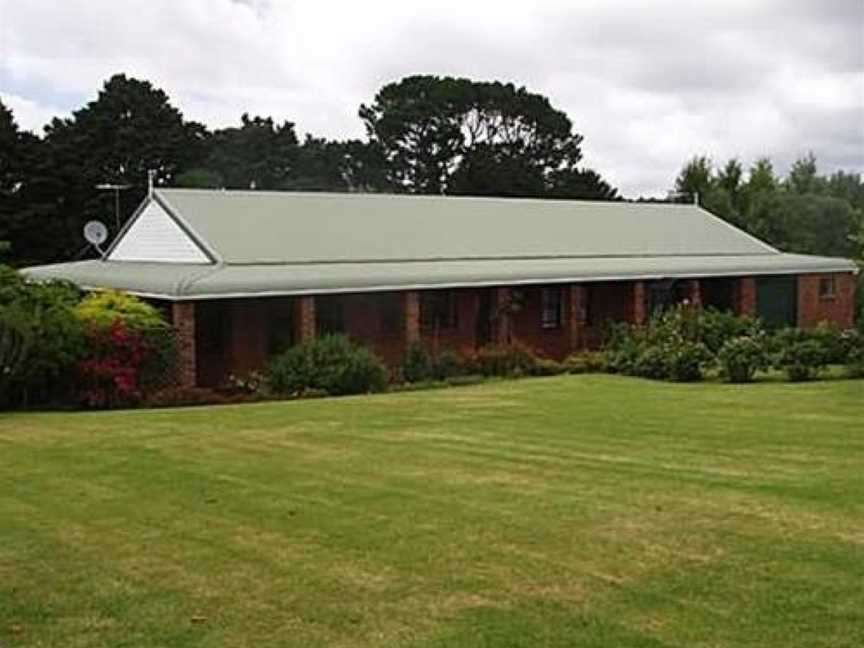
0,0,861,196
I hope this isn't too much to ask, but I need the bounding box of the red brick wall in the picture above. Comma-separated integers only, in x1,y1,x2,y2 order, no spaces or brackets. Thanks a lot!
511,286,572,359
734,277,757,315
171,302,196,388
797,272,856,329
419,288,480,355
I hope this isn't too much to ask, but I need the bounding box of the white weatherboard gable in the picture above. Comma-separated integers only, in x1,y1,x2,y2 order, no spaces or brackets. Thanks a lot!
109,200,210,263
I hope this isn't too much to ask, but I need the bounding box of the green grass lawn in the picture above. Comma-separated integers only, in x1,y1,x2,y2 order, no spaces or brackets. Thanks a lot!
1,375,863,647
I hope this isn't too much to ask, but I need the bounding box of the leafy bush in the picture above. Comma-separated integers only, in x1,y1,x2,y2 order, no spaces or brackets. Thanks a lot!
78,320,161,408
465,342,540,377
717,336,770,383
431,348,464,380
773,339,827,382
265,334,387,396
402,343,466,382
666,340,711,382
0,265,86,405
563,351,607,374
631,346,670,380
698,308,763,354
0,308,33,407
74,290,167,330
403,341,432,382
532,358,567,376
841,330,864,378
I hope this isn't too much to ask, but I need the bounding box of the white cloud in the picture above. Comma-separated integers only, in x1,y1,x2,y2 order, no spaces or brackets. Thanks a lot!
0,0,861,196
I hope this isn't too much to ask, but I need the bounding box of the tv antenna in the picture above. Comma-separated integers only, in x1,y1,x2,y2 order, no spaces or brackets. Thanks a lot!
83,220,109,257
95,182,131,230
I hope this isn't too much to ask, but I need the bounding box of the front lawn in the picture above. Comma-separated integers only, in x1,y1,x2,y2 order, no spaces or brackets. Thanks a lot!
1,375,862,647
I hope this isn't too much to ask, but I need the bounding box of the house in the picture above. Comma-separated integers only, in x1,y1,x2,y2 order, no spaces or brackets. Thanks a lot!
23,188,858,387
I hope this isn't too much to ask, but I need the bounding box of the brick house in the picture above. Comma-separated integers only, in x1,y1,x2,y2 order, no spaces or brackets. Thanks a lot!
24,188,858,387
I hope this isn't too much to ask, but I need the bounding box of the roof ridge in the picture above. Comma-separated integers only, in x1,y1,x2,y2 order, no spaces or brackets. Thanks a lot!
155,187,696,209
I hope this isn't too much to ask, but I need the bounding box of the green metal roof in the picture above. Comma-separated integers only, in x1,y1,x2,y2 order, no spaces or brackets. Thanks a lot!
23,253,857,300
155,188,778,263
22,189,858,300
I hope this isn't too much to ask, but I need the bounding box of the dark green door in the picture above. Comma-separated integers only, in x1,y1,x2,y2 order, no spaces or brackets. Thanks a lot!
756,276,797,329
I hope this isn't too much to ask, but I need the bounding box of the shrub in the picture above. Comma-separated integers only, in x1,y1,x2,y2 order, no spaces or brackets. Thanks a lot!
0,265,86,405
78,320,156,407
265,335,387,396
666,340,711,382
632,346,670,380
430,348,464,380
843,330,864,378
563,351,607,374
698,308,763,354
466,342,540,377
0,308,33,407
717,336,769,383
403,341,433,382
74,290,167,330
773,339,827,382
532,358,567,376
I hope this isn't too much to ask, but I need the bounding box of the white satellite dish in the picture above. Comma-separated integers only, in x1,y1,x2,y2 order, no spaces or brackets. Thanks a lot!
83,220,109,254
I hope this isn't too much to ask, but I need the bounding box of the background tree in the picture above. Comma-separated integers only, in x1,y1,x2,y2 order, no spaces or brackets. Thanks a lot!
669,153,863,261
20,74,207,262
360,75,615,199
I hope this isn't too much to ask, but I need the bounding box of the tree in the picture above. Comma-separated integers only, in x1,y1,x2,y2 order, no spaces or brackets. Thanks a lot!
19,74,208,263
674,155,714,203
0,100,47,265
360,75,616,199
786,153,823,195
201,114,299,190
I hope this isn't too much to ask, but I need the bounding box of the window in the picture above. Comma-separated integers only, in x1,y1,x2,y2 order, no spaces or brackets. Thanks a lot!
421,290,457,331
541,287,563,329
818,277,836,300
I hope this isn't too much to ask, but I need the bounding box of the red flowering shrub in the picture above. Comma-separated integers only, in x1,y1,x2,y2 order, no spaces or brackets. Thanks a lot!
78,320,154,408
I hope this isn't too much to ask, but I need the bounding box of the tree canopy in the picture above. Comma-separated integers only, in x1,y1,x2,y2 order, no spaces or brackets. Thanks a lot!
360,75,616,199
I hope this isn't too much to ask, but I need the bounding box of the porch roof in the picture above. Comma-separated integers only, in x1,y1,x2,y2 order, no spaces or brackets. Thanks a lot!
23,252,857,300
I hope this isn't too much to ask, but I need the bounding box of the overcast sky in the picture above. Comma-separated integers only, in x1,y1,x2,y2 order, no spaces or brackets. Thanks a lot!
1,0,862,197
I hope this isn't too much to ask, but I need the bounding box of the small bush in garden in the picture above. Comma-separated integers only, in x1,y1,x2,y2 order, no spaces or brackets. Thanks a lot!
430,348,464,380
773,339,827,382
563,351,607,374
717,336,769,383
843,331,864,378
74,290,167,330
403,341,432,382
265,334,387,396
468,342,540,377
78,320,156,407
532,358,567,376
666,340,711,382
698,308,763,354
632,346,670,380
0,265,86,406
226,371,265,395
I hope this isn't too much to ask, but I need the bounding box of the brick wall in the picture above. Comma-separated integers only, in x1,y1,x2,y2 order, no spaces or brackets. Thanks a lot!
797,272,856,329
171,302,197,388
511,286,572,359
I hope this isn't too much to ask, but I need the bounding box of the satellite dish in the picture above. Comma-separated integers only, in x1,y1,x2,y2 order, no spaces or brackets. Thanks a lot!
83,221,109,256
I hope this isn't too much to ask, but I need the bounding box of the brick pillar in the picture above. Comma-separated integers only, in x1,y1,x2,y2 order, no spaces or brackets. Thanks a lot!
294,296,316,342
404,290,420,346
686,279,702,307
172,301,197,388
493,287,512,345
632,281,647,325
568,284,588,351
736,277,757,316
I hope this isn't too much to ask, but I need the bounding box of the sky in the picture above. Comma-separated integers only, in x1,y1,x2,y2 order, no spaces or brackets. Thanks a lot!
1,0,862,197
